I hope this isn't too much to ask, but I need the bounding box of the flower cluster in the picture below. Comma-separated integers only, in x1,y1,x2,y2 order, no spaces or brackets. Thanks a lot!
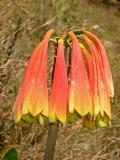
13,29,114,127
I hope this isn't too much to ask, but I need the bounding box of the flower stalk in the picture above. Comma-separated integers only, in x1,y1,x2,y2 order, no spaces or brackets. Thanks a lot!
44,123,59,160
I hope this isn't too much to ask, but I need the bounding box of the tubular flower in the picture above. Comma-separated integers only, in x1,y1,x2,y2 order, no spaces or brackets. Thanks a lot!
84,31,114,97
80,43,94,94
49,39,68,123
68,32,92,116
82,35,111,118
13,29,114,128
81,47,102,127
13,29,54,124
80,35,112,127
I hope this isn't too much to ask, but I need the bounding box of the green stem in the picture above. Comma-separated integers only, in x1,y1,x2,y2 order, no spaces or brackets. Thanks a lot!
44,123,59,160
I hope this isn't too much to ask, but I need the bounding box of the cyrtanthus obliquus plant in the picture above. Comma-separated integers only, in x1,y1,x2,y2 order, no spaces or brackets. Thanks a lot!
13,29,114,160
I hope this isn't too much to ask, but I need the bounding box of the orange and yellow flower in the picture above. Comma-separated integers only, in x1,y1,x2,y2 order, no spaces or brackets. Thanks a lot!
68,32,92,116
82,35,111,119
13,29,114,128
13,29,54,123
49,39,68,123
84,31,114,98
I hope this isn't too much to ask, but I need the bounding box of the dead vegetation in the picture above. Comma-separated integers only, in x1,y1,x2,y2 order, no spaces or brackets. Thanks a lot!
0,0,120,159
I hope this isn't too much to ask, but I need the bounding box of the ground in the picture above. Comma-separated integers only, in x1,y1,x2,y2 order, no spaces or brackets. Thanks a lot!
0,0,120,159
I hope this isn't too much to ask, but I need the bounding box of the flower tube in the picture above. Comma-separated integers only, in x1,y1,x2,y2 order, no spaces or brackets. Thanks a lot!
68,32,92,116
13,29,54,123
49,39,68,123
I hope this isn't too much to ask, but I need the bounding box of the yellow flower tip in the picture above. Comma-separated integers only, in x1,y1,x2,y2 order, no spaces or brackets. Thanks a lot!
49,114,57,123
14,112,22,123
58,38,64,45
79,43,85,49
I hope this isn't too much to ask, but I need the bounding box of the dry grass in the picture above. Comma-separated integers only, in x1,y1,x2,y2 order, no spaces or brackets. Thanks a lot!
0,0,120,159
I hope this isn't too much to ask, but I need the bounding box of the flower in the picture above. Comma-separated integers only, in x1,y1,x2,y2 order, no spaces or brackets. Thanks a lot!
82,35,111,119
49,39,68,123
13,29,54,124
13,29,114,128
84,31,114,98
68,32,92,116
80,43,94,93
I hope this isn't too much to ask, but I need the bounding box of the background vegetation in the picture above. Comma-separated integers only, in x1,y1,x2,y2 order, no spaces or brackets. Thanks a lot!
0,0,120,159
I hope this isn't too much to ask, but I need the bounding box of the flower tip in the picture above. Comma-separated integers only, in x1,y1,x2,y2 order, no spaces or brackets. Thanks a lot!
44,29,54,40
14,113,22,123
84,30,89,34
48,29,54,33
58,38,64,45
79,43,85,49
68,31,74,37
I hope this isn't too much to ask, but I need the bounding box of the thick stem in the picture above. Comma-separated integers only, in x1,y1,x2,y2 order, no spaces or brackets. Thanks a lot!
44,123,59,160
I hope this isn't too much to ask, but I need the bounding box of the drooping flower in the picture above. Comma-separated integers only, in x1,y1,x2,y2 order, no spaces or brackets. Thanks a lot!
68,32,92,116
84,31,114,97
49,39,68,123
80,43,94,93
82,35,111,119
12,29,114,128
13,29,54,123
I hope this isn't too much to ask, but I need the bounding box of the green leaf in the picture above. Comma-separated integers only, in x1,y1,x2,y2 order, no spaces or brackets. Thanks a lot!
2,147,18,160
73,30,84,36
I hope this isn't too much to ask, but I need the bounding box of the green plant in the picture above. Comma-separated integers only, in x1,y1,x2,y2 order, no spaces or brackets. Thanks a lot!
2,147,18,160
13,29,114,160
